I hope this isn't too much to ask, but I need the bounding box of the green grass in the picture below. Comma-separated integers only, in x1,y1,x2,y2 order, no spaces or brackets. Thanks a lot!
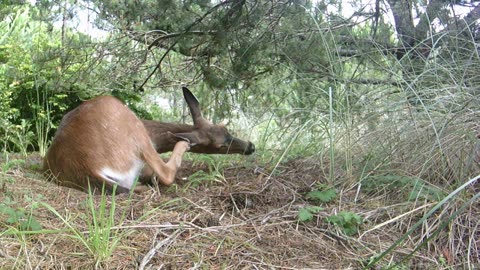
365,173,480,269
41,184,134,265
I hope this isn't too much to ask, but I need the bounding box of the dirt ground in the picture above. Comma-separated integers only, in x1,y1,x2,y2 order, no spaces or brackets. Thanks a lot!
0,153,477,269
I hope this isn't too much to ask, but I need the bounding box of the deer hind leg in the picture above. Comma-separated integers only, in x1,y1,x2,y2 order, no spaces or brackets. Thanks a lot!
142,141,190,186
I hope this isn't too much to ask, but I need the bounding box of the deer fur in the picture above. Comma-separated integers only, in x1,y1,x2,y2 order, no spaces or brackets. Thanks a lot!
142,87,255,156
43,87,254,193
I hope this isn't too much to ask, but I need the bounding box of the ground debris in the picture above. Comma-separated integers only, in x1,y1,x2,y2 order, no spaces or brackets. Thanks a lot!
0,154,478,269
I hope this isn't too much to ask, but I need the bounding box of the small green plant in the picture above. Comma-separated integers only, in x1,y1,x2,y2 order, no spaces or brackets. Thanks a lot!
298,206,323,222
1,156,25,171
326,211,362,236
42,184,133,265
31,89,66,157
84,184,125,263
192,154,227,174
186,155,227,188
33,100,51,158
186,170,221,188
298,184,336,222
307,188,337,203
306,184,337,204
3,119,34,156
438,254,447,267
0,197,42,231
1,156,25,185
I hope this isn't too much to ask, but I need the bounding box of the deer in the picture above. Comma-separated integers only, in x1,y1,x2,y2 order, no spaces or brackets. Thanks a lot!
43,87,255,194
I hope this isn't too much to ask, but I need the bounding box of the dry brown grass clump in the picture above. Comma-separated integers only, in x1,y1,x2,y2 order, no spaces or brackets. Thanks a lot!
0,153,478,269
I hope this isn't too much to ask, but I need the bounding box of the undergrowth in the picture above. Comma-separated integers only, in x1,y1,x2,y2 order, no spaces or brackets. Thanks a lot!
0,10,479,268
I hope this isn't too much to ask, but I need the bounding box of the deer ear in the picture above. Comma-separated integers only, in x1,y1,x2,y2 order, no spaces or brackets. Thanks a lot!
169,132,200,146
182,87,201,119
182,87,211,128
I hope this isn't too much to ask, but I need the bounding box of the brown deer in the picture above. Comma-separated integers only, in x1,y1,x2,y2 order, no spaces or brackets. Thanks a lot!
43,87,255,193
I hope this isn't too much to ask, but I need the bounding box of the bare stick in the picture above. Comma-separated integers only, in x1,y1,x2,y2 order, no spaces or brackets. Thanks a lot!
139,229,183,270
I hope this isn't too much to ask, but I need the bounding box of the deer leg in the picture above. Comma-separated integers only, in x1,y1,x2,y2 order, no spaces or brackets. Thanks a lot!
142,141,190,186
165,140,190,172
139,165,155,184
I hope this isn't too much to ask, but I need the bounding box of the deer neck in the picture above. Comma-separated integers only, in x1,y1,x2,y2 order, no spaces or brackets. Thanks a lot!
142,120,196,153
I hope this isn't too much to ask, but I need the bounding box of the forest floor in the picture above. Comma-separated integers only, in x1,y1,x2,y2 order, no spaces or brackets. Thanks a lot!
0,153,476,269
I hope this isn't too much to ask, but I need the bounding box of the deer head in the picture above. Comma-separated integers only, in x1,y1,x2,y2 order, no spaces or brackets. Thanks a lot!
142,87,255,155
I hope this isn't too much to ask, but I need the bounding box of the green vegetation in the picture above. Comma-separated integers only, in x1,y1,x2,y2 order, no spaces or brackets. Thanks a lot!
306,184,337,203
0,0,479,268
326,211,363,236
186,155,228,188
83,185,128,263
297,206,323,222
0,197,42,232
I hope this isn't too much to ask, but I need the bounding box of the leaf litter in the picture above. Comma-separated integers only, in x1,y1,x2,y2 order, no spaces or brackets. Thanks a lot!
0,153,478,269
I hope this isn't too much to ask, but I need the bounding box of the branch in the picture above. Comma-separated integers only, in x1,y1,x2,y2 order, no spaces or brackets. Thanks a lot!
139,229,182,269
138,0,233,90
147,30,217,50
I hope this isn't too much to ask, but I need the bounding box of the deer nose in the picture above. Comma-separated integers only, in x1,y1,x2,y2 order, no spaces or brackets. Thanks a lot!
245,142,255,155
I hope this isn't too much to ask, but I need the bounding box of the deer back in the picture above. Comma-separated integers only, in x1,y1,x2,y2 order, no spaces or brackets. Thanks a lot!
43,96,185,193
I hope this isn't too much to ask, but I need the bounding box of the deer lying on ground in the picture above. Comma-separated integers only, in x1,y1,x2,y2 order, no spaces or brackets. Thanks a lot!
43,87,255,193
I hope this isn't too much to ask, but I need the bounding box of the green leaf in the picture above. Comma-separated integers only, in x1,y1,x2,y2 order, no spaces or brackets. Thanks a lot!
23,216,42,231
3,207,17,221
298,206,323,222
298,208,314,222
326,211,363,236
306,188,337,203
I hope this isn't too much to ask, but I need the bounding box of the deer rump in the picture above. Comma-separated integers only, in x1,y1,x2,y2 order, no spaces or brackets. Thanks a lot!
43,87,255,193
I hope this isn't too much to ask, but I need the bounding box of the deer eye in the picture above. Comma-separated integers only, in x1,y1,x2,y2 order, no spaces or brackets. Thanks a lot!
224,134,233,144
